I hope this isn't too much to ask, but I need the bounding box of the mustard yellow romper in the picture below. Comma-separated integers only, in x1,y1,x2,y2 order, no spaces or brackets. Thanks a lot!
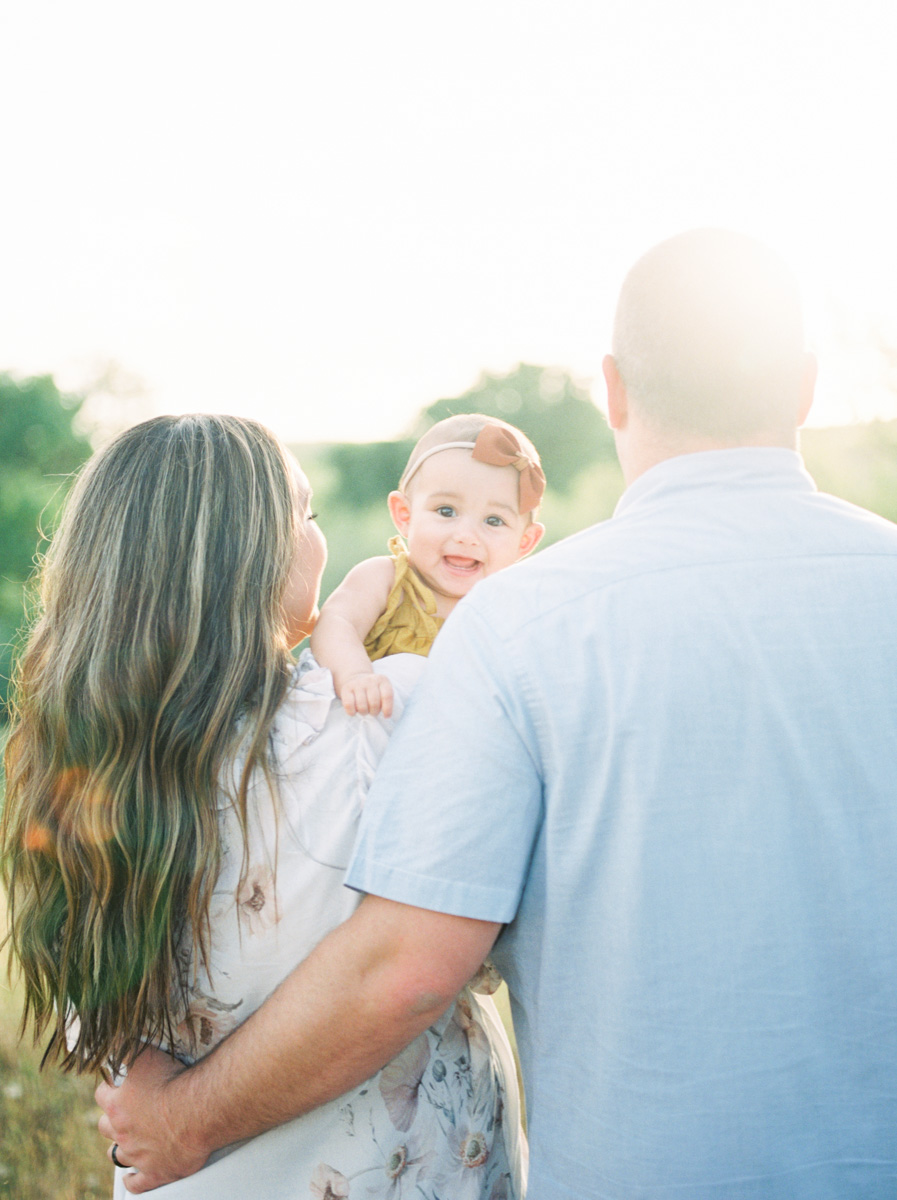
363,535,443,660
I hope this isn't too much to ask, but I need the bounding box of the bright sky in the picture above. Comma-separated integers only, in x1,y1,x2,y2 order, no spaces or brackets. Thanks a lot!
2,0,897,443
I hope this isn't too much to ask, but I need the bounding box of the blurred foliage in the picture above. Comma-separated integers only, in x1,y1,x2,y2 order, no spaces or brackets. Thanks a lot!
327,363,614,509
0,1034,109,1200
0,375,93,714
0,376,92,577
327,438,415,510
416,363,616,491
801,421,897,522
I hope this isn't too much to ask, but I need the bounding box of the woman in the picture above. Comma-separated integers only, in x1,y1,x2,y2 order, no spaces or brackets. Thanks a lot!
1,414,525,1198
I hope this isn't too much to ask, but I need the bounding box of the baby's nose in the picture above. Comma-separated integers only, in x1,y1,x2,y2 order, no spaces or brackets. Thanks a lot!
452,521,481,546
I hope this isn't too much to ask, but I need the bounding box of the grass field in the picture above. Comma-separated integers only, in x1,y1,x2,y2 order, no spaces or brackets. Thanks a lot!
1,714,111,1197
0,890,112,1200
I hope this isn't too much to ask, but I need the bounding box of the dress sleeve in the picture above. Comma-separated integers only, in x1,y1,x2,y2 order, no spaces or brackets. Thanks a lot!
274,653,429,870
345,600,543,923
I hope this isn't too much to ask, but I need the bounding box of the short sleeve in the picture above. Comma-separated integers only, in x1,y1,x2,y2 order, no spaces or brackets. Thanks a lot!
345,600,543,923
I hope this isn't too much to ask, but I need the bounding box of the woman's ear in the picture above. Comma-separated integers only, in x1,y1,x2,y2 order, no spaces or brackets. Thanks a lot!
387,491,412,536
518,521,545,558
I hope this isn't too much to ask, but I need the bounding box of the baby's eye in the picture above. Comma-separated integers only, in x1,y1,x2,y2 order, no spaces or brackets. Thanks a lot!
308,511,319,521
436,505,456,518
485,515,506,527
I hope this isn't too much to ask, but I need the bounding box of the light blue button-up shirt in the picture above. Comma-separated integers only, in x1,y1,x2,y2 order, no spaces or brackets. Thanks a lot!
347,448,897,1198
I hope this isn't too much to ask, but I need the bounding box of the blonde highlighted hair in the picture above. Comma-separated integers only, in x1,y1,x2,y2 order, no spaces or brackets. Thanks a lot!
1,414,299,1073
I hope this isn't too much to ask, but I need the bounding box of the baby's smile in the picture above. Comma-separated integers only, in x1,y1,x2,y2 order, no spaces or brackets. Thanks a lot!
443,555,482,573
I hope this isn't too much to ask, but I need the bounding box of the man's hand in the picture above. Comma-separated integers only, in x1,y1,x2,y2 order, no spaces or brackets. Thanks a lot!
95,1047,206,1193
339,671,394,717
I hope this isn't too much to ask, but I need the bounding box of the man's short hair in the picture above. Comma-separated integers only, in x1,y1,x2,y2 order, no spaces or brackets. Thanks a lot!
612,229,807,439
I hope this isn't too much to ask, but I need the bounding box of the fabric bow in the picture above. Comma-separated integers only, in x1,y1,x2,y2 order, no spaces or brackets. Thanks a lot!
471,424,546,513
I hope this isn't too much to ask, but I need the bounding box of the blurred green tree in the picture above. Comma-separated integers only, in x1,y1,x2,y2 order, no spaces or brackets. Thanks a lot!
0,374,93,714
327,439,414,510
327,363,613,509
414,363,614,493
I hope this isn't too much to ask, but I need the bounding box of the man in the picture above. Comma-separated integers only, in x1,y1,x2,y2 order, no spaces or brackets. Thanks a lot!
99,230,897,1197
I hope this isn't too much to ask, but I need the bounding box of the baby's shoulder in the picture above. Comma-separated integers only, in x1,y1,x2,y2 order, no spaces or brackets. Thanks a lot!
345,555,396,589
328,555,397,609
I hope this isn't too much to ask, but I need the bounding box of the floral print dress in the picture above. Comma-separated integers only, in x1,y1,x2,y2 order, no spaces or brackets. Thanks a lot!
112,653,526,1200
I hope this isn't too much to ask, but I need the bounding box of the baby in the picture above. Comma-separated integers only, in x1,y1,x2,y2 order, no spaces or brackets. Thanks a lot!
312,413,546,717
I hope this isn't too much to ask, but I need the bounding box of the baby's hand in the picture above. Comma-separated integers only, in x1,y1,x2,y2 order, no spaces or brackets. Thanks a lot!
340,672,394,718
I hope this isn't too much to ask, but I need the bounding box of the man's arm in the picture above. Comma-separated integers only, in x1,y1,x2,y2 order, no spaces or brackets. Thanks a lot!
96,895,500,1194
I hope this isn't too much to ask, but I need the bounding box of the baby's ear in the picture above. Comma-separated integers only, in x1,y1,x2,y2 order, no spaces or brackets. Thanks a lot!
518,521,545,558
388,491,412,536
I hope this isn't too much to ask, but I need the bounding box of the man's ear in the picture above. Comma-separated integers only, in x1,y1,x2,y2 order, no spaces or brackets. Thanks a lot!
518,521,545,558
387,490,412,537
797,351,817,428
603,355,629,431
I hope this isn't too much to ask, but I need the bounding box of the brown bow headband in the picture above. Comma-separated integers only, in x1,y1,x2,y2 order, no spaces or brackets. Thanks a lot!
400,424,545,514
471,424,546,513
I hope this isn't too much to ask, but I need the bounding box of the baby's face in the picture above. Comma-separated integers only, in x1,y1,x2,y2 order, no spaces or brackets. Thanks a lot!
389,448,544,612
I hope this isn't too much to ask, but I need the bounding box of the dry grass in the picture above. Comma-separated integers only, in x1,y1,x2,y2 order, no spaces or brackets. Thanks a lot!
0,882,112,1199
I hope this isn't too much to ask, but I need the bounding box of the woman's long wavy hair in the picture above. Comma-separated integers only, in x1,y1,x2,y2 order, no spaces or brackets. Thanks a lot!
1,414,299,1074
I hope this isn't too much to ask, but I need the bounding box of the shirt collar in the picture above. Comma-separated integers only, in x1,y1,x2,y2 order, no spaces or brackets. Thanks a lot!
614,447,817,519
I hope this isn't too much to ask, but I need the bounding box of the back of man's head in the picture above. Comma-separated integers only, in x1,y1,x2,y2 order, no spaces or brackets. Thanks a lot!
612,229,807,441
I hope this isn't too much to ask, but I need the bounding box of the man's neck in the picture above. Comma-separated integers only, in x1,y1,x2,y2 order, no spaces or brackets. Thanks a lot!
616,424,799,488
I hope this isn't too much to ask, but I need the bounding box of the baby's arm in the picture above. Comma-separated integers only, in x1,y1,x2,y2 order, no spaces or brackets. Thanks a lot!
311,556,397,717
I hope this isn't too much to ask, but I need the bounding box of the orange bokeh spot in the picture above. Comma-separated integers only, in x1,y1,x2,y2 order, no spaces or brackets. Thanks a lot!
51,767,91,816
49,767,114,844
24,823,52,853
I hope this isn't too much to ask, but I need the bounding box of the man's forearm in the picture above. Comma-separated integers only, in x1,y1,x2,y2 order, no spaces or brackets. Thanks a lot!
98,896,500,1190
171,900,470,1150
